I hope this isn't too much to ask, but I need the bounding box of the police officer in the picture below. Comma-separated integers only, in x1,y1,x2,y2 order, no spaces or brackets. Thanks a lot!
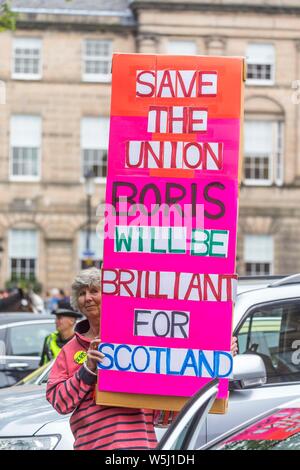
40,300,82,366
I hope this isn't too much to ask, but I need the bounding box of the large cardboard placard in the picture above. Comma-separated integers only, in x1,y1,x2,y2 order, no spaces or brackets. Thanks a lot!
97,54,245,412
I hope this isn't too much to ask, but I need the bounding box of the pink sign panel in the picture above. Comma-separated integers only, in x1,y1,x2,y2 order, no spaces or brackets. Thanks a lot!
98,54,244,404
103,175,238,274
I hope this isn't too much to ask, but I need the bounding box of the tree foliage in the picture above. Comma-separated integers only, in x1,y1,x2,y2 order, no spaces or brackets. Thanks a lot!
0,0,73,31
0,2,17,32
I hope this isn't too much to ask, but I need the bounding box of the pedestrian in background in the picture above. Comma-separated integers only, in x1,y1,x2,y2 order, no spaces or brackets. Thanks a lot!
45,288,68,314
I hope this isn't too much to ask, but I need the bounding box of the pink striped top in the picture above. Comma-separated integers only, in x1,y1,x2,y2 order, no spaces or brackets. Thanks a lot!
46,320,158,450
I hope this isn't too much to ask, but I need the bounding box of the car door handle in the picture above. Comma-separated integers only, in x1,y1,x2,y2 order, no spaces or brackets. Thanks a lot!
7,363,29,369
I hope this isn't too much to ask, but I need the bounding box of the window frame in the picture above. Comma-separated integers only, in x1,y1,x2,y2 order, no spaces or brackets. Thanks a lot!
234,297,300,387
80,116,109,183
78,229,104,270
8,229,39,281
82,39,112,83
244,234,274,277
246,43,275,87
245,262,272,277
10,147,41,182
6,321,55,357
243,120,284,187
9,115,42,182
12,37,42,81
81,148,108,183
10,258,36,281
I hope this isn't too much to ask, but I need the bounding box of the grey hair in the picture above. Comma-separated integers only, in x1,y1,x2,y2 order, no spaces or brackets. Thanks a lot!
71,267,101,311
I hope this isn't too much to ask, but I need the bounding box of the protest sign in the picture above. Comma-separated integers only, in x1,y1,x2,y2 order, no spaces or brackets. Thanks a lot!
96,54,245,411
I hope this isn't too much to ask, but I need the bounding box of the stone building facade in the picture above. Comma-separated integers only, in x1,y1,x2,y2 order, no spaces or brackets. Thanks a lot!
0,0,299,293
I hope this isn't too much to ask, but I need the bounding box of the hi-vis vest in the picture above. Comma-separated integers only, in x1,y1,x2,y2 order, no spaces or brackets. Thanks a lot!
43,331,61,364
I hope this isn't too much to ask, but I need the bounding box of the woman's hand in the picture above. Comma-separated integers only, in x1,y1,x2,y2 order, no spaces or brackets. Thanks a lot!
86,338,105,372
231,336,238,357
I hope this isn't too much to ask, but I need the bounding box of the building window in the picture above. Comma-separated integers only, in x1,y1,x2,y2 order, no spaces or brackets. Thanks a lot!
246,43,275,85
10,115,41,181
81,117,109,179
244,235,273,276
79,229,103,270
244,120,283,186
83,39,112,82
8,229,38,281
166,40,197,55
13,37,42,80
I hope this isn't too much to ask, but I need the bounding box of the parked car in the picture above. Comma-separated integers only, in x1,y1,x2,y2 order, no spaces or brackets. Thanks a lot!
0,313,55,387
0,360,74,450
202,273,300,445
158,378,300,450
2,273,300,449
158,274,300,445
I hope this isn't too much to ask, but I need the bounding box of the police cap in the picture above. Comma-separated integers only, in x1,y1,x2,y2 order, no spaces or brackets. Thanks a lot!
52,300,82,319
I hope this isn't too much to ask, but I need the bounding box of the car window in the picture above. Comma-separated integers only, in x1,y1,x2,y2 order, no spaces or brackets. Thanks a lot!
9,322,55,356
236,300,300,384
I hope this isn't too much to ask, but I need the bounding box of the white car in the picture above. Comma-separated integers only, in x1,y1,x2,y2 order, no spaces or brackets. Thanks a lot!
0,314,55,388
159,378,300,451
0,363,74,450
163,273,300,446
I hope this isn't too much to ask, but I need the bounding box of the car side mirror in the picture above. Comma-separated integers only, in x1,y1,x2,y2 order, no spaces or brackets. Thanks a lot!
229,354,267,390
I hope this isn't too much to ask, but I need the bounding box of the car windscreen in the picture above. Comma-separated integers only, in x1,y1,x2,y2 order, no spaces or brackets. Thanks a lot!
8,322,55,356
211,408,300,450
15,362,52,385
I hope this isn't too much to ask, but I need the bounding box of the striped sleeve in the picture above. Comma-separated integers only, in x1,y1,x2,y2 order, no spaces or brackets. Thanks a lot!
153,410,179,427
46,349,96,415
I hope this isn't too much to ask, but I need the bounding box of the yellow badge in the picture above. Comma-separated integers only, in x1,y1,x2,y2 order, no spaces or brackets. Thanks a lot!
74,351,87,364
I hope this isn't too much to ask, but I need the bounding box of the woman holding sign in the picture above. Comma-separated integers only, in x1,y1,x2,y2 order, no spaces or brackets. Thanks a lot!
46,267,238,451
46,267,159,450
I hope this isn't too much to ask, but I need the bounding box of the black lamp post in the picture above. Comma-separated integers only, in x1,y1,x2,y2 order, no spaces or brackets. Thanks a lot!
84,170,95,267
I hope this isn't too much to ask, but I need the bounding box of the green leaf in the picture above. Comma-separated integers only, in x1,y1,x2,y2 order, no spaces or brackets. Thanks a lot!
6,276,43,294
0,2,18,32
